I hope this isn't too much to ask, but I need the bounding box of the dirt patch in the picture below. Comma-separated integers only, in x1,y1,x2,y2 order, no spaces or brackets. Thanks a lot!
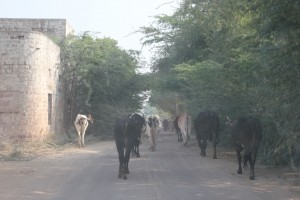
0,135,111,161
0,139,68,161
187,138,300,191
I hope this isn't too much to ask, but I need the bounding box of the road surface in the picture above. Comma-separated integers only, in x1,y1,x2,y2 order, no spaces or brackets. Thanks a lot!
0,132,299,200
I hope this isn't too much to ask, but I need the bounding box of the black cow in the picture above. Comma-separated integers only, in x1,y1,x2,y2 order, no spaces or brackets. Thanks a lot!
194,111,220,159
114,113,146,179
162,119,170,132
131,124,146,157
174,116,183,142
228,117,263,180
131,136,141,157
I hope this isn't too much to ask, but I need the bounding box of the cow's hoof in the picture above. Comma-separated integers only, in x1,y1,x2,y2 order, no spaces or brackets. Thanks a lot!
213,156,217,159
123,175,127,180
237,169,242,174
137,154,140,158
249,176,255,180
118,173,122,178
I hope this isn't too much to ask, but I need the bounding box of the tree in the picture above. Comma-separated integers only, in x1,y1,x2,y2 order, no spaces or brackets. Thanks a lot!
60,32,149,136
141,0,300,167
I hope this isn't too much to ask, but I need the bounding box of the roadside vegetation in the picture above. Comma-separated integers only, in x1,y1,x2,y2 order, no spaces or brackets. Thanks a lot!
57,0,300,169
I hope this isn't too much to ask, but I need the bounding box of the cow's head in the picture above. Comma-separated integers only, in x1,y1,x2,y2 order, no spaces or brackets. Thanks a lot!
87,114,94,124
128,113,146,128
148,117,153,127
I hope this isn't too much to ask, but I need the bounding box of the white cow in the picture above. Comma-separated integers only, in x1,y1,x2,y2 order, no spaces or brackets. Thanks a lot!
177,113,192,146
74,114,93,148
146,114,160,151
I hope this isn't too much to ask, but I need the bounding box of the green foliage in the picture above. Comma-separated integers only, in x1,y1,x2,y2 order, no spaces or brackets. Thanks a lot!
60,32,149,136
141,0,300,167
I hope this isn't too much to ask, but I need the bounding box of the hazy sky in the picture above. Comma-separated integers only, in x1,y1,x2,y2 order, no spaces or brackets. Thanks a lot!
1,0,178,63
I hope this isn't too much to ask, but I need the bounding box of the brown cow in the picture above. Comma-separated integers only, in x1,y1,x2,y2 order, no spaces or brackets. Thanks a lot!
175,113,192,146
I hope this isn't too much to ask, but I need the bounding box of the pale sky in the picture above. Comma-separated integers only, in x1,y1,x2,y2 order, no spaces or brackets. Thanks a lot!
1,0,178,66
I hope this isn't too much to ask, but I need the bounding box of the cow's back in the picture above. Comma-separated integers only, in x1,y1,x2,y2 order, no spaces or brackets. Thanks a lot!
178,113,192,132
232,117,263,144
114,116,128,142
194,111,219,140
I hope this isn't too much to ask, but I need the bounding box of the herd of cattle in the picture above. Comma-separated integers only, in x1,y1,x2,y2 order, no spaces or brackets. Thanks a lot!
74,111,263,181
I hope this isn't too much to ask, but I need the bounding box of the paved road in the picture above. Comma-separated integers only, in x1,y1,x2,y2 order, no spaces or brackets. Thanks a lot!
0,132,299,200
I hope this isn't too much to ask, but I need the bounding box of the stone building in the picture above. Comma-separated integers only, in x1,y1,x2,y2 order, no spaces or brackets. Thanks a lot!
0,18,74,142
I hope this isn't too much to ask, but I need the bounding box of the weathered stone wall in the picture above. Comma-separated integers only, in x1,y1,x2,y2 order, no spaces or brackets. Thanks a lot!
0,18,74,40
0,28,64,141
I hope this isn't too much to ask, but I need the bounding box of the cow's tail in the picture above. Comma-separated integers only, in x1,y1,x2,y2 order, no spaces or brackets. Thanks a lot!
215,116,220,144
123,122,128,147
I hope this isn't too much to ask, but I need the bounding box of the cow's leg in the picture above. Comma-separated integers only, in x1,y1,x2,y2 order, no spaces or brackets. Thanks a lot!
201,140,207,157
121,161,127,180
119,162,126,179
249,146,259,180
132,141,140,157
199,141,204,156
237,150,242,174
198,135,207,157
149,130,156,151
81,131,85,148
182,130,187,146
235,143,244,174
196,134,202,156
243,154,249,169
150,131,154,151
131,143,138,157
78,132,82,148
213,133,218,159
178,131,183,142
180,132,183,142
248,153,255,180
124,143,133,176
116,144,125,179
74,123,82,148
212,141,217,159
153,132,156,151
243,144,251,169
136,144,140,157
149,131,154,151
131,146,135,156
